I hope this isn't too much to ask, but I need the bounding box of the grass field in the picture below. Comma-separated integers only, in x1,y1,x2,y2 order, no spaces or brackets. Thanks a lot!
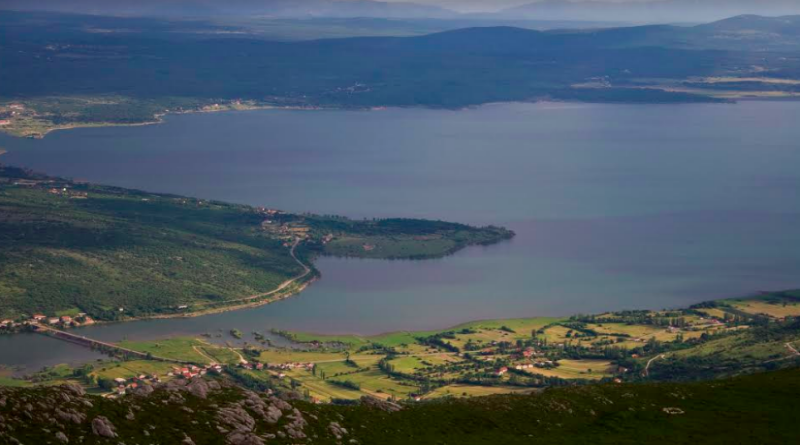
281,369,365,401
727,299,800,318
525,359,616,380
341,369,418,399
325,236,458,259
0,369,30,388
695,308,730,319
424,384,537,399
119,338,217,363
196,342,242,365
90,360,176,381
669,333,793,362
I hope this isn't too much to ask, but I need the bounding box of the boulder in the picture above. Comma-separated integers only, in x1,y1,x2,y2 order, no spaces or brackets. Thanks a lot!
226,431,265,445
61,383,85,397
217,405,256,433
186,379,210,399
91,416,117,438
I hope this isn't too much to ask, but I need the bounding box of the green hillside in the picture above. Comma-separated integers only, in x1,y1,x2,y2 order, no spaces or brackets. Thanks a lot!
0,165,512,321
0,366,797,444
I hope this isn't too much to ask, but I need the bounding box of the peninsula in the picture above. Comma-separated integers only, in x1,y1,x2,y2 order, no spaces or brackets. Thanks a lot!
0,164,513,323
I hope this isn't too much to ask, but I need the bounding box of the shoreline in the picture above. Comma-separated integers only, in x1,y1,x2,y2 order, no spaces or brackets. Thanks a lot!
53,277,318,333
4,94,788,140
0,102,325,140
2,232,512,335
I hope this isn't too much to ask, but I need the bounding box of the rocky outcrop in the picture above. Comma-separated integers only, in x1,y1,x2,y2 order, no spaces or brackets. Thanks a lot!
55,408,86,425
240,391,283,424
329,421,348,439
186,378,210,399
268,396,292,412
225,431,265,445
61,383,85,397
130,384,155,397
91,416,117,438
216,404,266,444
284,407,308,439
55,431,69,443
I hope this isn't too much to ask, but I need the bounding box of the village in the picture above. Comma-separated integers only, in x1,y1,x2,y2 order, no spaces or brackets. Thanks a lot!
0,313,97,332
255,207,338,247
0,102,26,128
92,293,800,403
4,267,798,404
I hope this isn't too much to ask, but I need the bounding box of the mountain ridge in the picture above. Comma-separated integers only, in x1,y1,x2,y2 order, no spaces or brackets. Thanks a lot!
0,0,459,19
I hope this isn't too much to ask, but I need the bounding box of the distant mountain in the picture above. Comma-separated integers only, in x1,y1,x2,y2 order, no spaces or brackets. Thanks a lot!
697,14,800,35
497,0,800,24
383,14,800,52
0,0,459,19
3,11,800,109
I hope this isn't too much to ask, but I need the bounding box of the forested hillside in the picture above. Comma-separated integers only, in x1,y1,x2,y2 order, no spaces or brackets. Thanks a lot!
0,165,512,321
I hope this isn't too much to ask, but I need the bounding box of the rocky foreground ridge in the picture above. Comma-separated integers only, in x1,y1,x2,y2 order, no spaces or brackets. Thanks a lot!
1,368,799,444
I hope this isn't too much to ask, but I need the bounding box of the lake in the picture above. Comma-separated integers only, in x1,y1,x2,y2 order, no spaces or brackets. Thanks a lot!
2,101,800,371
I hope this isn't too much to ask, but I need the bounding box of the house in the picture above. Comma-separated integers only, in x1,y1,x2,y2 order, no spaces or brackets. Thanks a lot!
32,314,46,321
494,367,508,377
0,120,10,126
114,378,127,385
47,318,60,325
523,350,534,358
60,316,72,324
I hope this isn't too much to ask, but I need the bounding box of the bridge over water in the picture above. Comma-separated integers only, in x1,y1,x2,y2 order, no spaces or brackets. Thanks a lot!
32,323,195,365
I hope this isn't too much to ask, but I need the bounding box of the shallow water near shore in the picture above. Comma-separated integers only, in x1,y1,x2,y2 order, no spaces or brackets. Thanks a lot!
2,101,800,369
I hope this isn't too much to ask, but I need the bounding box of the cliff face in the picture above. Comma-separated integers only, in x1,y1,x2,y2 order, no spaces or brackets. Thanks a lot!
1,367,799,444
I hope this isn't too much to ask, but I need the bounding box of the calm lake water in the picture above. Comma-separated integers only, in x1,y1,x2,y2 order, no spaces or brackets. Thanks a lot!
2,101,800,371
